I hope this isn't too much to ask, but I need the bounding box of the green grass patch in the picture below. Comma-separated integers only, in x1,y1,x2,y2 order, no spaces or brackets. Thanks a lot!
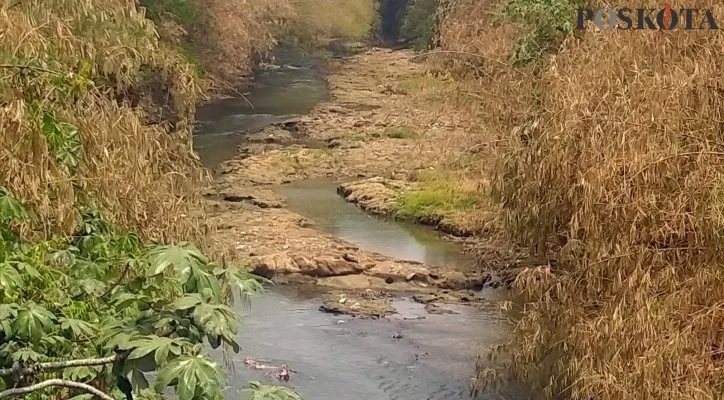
384,126,417,139
177,43,207,77
395,183,481,220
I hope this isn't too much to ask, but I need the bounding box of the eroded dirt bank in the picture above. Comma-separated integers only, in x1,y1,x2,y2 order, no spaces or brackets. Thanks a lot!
204,47,525,317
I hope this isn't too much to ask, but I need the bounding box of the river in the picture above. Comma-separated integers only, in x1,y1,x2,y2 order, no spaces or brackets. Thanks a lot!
194,49,526,400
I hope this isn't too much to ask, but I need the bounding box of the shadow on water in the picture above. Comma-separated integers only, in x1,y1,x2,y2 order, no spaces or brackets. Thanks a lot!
196,49,527,400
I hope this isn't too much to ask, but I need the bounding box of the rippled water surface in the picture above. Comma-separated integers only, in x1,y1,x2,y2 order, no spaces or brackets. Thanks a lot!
212,288,521,400
205,181,524,400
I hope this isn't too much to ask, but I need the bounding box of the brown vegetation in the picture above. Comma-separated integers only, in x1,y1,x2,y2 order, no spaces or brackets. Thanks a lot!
428,0,724,399
149,0,377,86
0,0,380,248
0,0,208,243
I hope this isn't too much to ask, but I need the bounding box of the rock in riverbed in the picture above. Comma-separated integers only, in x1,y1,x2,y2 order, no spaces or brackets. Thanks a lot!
412,290,480,305
336,177,414,216
251,252,370,278
251,250,492,291
424,303,459,315
319,291,395,319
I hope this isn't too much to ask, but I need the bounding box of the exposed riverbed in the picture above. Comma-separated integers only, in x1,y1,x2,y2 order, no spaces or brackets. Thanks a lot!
195,49,525,400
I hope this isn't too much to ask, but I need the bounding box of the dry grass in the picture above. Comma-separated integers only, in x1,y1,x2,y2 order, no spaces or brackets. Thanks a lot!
0,0,381,264
431,0,724,399
0,0,208,244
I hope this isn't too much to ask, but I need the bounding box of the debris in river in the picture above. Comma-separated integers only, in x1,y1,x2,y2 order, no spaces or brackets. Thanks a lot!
424,303,460,315
392,332,403,339
412,290,480,305
243,358,295,382
319,291,395,318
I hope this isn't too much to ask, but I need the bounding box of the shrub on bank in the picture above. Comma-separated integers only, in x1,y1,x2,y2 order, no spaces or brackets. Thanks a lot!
278,0,378,49
400,0,440,49
142,0,379,82
0,0,205,242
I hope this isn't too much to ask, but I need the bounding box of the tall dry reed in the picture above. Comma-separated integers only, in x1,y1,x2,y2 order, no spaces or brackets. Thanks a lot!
436,0,724,398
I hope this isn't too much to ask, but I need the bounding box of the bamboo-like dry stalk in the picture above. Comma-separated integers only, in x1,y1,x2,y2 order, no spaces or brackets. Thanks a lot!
0,0,209,245
433,0,724,399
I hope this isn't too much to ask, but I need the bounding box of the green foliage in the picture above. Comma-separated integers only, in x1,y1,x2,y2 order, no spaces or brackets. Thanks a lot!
140,0,204,31
153,354,225,400
279,0,377,48
177,44,207,78
0,187,31,224
40,111,83,171
0,187,300,400
401,0,439,50
503,0,586,65
244,381,303,400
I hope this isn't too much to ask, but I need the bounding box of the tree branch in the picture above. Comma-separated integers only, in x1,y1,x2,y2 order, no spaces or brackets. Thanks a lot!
0,64,64,76
0,378,113,400
0,355,119,377
100,261,133,299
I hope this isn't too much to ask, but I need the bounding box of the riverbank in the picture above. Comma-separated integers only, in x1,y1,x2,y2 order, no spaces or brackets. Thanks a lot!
203,47,527,314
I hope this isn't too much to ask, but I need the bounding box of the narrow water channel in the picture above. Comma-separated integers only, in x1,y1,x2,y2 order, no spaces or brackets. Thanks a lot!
275,179,479,271
194,50,330,169
195,50,525,400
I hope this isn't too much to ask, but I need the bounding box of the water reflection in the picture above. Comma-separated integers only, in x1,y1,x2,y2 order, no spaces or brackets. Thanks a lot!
275,179,478,271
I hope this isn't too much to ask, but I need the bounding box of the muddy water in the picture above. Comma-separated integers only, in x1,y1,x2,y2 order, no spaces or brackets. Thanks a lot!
196,51,524,399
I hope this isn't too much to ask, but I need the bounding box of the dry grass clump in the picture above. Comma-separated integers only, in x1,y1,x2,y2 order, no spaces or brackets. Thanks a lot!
435,0,533,134
0,0,208,243
398,0,533,237
144,0,295,83
442,0,724,399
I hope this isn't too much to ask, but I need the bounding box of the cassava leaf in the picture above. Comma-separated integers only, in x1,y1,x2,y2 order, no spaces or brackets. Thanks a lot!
0,262,24,295
0,187,30,223
123,335,191,368
146,243,207,277
154,354,224,400
13,304,56,343
59,317,97,339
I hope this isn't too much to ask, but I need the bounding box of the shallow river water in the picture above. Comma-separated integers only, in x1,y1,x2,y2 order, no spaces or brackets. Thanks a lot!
195,50,526,400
